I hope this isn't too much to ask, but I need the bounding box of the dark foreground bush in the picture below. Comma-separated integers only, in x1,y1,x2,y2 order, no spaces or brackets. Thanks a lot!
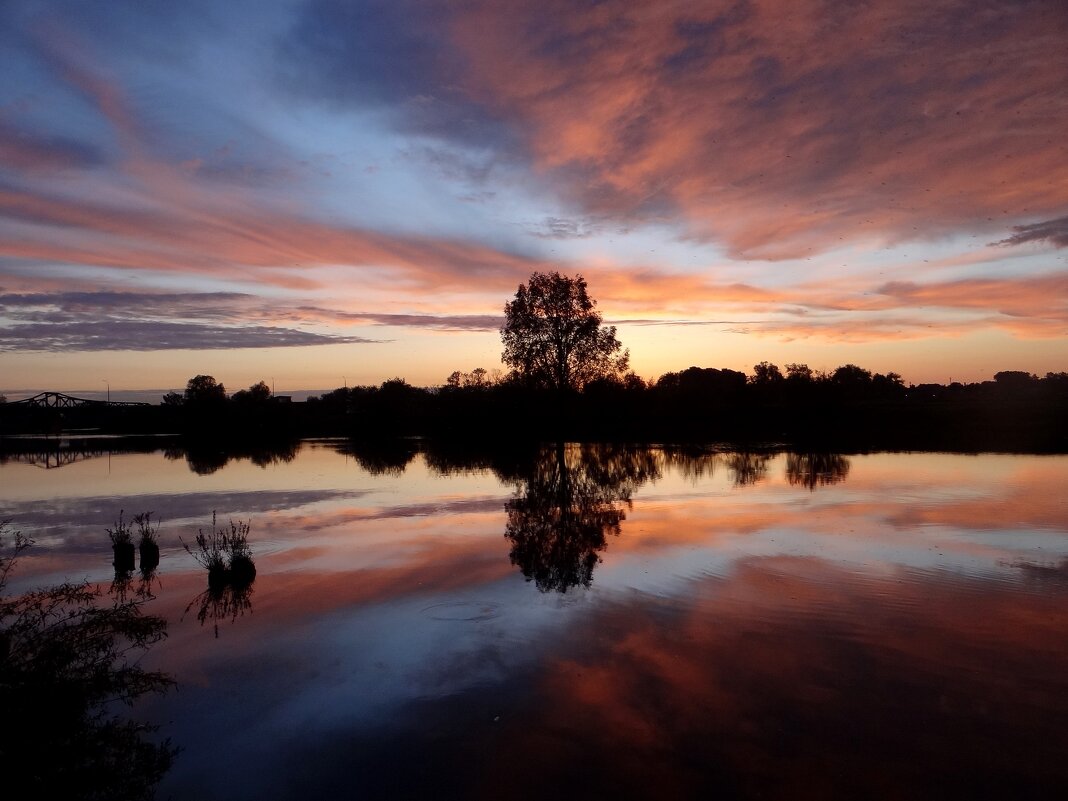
0,522,176,800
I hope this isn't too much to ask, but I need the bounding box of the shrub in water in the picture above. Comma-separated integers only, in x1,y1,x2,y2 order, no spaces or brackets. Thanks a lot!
106,510,135,572
135,512,160,573
182,512,256,590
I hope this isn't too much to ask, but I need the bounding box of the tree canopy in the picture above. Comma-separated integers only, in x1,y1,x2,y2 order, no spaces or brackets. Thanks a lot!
183,374,226,405
500,272,629,392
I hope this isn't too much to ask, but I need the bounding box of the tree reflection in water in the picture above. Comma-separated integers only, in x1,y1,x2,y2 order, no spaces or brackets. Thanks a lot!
661,447,772,487
164,440,300,475
438,443,853,592
661,445,721,481
786,452,851,489
504,443,661,592
334,438,419,476
724,451,772,486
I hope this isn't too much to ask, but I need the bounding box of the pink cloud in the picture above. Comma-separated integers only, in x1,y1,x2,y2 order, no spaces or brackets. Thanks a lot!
447,0,1068,258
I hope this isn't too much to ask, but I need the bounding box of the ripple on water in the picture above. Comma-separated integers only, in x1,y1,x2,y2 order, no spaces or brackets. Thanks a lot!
420,601,500,621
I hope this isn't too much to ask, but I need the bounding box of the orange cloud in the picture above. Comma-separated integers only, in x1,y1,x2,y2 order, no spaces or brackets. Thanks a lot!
0,42,555,295
0,180,558,292
447,0,1068,259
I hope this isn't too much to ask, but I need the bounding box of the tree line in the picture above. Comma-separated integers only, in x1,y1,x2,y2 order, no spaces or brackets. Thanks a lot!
2,272,1066,448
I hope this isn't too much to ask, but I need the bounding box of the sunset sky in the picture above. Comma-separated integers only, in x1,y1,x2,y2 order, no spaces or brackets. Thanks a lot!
1,0,1066,397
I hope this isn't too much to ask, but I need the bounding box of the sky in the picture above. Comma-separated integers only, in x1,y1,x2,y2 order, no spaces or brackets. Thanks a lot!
1,0,1066,396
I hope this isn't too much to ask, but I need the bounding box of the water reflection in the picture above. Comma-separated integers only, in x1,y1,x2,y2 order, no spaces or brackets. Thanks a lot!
411,442,855,591
465,560,1068,801
333,438,420,476
185,581,255,638
661,444,721,480
8,443,1068,800
659,447,774,487
785,452,851,489
181,514,257,637
0,435,168,469
106,512,162,603
164,439,299,475
504,443,660,592
724,451,772,486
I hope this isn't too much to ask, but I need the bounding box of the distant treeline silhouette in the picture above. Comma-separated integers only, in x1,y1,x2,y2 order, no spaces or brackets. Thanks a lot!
300,364,1068,450
3,269,1066,449
2,365,1067,450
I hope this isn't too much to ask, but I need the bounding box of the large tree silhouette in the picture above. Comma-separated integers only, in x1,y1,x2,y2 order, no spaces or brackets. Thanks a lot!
501,272,629,391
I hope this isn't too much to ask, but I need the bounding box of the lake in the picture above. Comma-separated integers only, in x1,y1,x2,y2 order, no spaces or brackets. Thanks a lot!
3,440,1068,800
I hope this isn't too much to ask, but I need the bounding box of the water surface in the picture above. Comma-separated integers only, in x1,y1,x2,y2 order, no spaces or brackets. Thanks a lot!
3,441,1068,799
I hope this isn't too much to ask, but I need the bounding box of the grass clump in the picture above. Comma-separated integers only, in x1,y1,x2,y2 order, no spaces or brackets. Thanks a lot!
182,512,256,590
135,512,161,583
106,510,133,547
181,513,257,638
134,512,159,547
107,510,136,572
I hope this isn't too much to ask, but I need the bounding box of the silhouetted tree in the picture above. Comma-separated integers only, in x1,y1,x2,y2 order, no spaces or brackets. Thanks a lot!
445,367,494,389
832,364,873,386
183,374,226,406
994,370,1038,387
655,366,747,401
231,380,272,404
751,361,784,385
1044,372,1068,399
785,363,813,382
501,272,629,391
872,371,906,398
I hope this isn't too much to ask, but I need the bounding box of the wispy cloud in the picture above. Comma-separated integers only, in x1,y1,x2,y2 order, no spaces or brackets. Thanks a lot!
872,273,1068,313
0,290,390,351
424,0,1068,258
0,1,1065,378
0,120,105,172
0,320,379,352
0,37,551,294
297,307,504,331
993,217,1068,249
526,216,606,240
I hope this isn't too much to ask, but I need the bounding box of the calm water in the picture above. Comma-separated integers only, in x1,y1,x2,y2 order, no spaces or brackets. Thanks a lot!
4,440,1068,800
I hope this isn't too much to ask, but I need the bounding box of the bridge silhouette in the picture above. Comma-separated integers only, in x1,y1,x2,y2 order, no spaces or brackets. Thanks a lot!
8,392,150,409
